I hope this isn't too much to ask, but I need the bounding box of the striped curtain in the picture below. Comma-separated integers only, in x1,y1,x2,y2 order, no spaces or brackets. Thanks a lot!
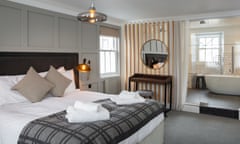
124,21,175,102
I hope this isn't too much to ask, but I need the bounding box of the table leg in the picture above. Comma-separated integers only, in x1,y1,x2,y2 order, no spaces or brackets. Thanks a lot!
169,82,172,110
128,80,131,91
164,83,167,117
136,82,138,90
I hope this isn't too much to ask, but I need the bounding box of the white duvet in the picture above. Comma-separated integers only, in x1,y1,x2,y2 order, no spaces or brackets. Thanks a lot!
0,90,164,144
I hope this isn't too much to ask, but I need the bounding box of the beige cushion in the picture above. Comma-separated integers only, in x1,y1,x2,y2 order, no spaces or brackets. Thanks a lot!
45,66,71,97
12,67,54,103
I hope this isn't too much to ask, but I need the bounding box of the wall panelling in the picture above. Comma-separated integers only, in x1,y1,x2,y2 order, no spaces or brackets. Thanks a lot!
81,23,98,52
28,11,55,48
0,1,79,52
0,1,121,93
59,17,78,51
0,5,21,48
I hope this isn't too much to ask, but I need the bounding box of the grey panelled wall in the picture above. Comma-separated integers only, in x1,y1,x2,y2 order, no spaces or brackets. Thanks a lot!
81,23,98,52
0,0,79,52
0,2,22,49
59,18,78,50
0,0,121,93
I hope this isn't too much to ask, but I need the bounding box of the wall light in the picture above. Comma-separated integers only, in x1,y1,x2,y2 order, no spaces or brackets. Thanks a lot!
77,58,91,72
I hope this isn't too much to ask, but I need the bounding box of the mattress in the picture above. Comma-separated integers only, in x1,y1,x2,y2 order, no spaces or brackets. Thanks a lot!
0,90,164,144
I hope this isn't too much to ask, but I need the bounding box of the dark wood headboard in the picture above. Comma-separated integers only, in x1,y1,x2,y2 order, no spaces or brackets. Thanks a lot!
0,52,79,88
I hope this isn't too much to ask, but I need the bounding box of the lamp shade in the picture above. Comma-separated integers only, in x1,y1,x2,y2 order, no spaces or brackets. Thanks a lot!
77,0,107,23
77,64,91,72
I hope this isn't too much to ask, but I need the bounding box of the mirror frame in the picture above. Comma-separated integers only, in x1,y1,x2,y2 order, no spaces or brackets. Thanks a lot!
141,39,169,70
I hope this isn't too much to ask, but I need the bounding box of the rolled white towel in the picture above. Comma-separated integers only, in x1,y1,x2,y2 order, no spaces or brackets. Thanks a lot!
66,106,110,123
74,101,100,112
111,95,145,105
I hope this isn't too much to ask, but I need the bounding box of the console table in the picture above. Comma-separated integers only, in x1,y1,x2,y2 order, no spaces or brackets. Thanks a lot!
128,73,173,115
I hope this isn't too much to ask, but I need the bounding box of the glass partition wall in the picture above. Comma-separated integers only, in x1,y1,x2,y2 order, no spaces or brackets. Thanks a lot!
186,17,240,113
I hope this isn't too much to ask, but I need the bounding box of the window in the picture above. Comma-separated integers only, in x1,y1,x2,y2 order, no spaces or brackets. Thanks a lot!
99,26,120,77
195,32,223,63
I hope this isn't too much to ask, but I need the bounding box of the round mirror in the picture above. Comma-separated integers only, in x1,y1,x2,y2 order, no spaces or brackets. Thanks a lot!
141,39,168,69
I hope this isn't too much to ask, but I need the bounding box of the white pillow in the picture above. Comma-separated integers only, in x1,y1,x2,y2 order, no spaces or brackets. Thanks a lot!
0,71,46,105
0,77,28,106
35,66,65,77
57,66,66,72
0,66,66,105
13,66,66,82
60,69,77,94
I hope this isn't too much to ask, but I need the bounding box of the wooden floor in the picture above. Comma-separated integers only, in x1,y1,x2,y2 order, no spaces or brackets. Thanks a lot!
186,88,240,110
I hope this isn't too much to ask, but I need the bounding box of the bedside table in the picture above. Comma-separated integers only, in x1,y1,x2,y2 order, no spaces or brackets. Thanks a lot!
80,79,104,92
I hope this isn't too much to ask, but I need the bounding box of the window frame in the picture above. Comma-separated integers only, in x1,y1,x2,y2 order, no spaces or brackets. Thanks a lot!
99,34,120,78
195,32,224,65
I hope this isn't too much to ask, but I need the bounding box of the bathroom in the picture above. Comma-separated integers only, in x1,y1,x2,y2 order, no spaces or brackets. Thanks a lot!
186,16,240,119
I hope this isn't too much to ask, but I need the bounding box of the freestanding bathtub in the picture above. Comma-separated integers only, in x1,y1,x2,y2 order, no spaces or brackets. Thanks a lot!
205,74,240,95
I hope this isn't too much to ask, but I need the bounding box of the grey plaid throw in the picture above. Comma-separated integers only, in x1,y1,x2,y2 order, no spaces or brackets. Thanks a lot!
18,99,164,144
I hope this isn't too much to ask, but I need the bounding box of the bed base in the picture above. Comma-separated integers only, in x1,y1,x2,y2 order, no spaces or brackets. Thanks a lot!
139,120,164,144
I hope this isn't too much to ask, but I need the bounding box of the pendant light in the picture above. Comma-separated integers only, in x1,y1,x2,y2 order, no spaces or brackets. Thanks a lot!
77,0,107,23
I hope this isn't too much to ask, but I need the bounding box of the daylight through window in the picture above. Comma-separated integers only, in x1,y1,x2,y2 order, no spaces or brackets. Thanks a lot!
195,32,223,63
99,26,120,77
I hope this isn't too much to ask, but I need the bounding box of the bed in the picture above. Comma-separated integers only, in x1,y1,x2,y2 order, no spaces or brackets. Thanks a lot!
0,52,164,144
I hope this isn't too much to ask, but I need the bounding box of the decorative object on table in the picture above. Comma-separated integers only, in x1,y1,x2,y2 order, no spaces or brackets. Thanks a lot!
77,0,107,23
137,90,153,99
77,58,91,80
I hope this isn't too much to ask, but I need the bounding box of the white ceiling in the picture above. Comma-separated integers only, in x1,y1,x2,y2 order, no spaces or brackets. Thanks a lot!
8,0,240,23
191,17,240,28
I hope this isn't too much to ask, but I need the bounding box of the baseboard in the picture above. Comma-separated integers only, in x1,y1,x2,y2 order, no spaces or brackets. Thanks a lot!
239,108,240,120
200,106,239,119
183,103,240,120
182,103,200,113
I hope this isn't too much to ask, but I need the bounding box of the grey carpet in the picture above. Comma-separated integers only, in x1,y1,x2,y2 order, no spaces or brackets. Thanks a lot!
165,111,240,144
